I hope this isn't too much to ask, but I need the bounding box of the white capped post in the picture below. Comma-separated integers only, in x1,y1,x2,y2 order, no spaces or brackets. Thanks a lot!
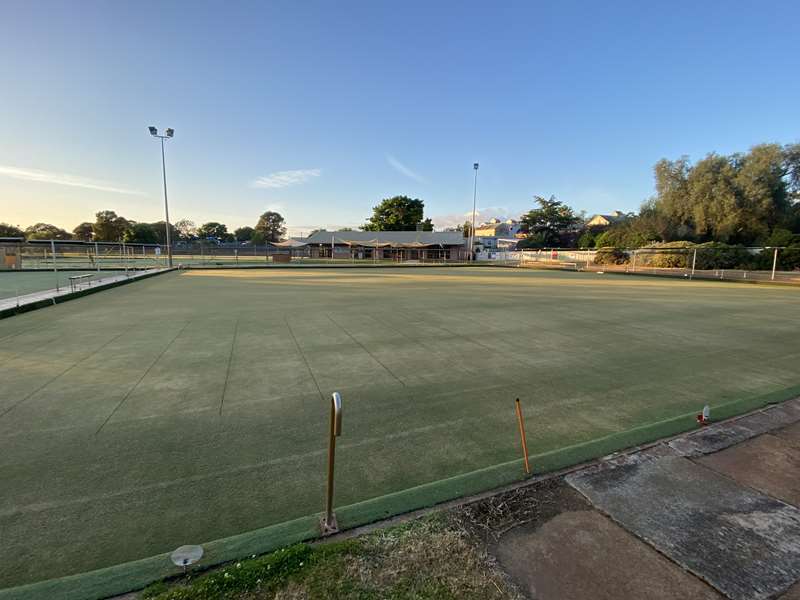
772,248,779,281
50,239,59,292
321,392,343,535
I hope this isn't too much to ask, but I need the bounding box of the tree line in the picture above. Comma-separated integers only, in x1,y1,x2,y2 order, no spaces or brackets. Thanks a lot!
0,210,287,245
3,142,798,251
516,143,800,251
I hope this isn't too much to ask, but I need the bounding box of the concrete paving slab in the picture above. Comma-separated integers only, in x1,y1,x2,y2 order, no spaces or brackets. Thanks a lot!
780,581,800,599
698,434,800,506
668,401,800,458
735,409,798,437
772,421,800,450
669,422,756,457
567,454,800,600
495,510,722,600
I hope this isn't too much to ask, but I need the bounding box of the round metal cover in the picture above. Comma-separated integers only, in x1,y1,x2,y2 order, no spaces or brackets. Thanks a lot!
171,544,204,567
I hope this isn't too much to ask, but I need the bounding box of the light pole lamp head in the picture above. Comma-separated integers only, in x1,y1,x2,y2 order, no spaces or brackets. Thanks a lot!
148,126,158,136
473,162,479,170
165,128,174,138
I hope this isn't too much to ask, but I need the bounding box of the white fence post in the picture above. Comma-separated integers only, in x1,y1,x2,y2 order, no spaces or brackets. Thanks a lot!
772,248,779,281
51,240,59,292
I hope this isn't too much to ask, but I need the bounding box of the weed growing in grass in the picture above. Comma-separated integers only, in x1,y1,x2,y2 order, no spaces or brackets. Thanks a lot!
144,515,518,600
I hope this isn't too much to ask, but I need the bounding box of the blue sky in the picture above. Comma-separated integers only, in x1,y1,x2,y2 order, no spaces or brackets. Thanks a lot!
1,0,798,236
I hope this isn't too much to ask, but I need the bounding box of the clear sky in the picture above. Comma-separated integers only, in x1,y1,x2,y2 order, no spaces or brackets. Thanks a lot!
2,0,798,236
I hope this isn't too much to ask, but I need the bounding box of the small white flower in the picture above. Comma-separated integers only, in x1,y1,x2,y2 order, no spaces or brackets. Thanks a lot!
236,562,242,568
299,562,304,567
224,572,231,579
257,579,262,584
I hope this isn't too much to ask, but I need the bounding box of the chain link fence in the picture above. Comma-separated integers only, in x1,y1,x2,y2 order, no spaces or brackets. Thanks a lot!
489,246,800,284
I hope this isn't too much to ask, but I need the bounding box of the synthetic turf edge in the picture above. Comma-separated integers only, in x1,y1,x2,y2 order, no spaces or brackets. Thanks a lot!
0,268,173,319
2,384,798,600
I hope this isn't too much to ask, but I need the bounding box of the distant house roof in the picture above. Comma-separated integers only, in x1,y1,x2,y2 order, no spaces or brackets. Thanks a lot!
587,211,628,227
304,230,466,247
271,239,308,248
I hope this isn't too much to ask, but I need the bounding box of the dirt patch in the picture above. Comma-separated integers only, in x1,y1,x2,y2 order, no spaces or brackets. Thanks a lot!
456,478,591,544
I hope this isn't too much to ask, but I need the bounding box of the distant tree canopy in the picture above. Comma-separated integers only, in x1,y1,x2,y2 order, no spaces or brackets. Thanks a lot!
92,211,130,242
517,196,580,248
174,219,197,241
124,222,158,244
197,222,230,240
362,196,434,231
0,223,24,237
24,223,71,240
253,211,286,243
150,221,178,245
72,222,94,241
585,143,800,249
234,226,254,242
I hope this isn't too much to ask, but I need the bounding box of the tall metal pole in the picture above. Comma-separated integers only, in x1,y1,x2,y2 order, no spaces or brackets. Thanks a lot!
469,162,479,261
160,137,173,268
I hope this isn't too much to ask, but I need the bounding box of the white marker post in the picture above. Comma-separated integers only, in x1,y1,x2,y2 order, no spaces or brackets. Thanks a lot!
772,248,779,281
321,392,343,535
51,240,59,292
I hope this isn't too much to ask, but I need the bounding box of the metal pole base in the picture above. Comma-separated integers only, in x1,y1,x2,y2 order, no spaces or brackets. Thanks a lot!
319,514,339,536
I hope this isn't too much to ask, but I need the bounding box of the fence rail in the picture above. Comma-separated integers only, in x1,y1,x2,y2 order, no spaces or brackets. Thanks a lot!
1,240,467,270
478,246,800,284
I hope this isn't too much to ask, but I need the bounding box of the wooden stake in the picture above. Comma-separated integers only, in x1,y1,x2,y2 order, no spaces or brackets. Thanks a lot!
515,398,531,474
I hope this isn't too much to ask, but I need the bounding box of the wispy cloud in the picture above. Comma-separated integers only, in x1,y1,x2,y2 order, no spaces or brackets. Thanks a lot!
387,155,426,183
0,164,146,196
251,169,321,189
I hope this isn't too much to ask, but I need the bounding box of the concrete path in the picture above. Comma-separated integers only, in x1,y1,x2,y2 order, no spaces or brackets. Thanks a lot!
0,269,168,314
493,399,800,600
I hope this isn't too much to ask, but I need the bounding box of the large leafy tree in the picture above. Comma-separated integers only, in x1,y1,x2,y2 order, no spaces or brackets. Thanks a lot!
124,222,159,244
362,196,433,231
519,196,580,246
234,226,254,242
174,219,197,241
92,210,130,241
0,223,24,237
197,222,229,240
650,143,796,243
24,223,71,240
150,221,179,246
253,211,286,243
72,222,94,241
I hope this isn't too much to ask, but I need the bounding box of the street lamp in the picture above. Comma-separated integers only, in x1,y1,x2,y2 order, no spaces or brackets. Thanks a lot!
469,162,479,261
148,126,175,267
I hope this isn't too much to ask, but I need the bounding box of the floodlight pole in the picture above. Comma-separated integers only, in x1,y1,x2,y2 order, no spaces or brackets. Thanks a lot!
149,127,174,267
469,162,479,261
160,137,173,268
321,392,343,535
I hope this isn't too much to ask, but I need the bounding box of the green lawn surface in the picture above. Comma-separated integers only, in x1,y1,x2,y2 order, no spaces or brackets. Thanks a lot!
1,267,799,596
0,270,127,300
